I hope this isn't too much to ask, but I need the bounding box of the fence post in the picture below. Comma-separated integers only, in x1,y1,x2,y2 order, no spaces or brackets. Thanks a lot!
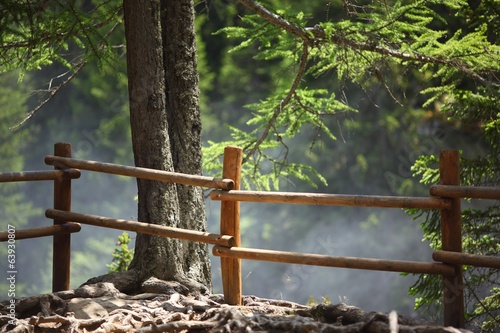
439,150,464,327
219,146,242,305
52,142,72,292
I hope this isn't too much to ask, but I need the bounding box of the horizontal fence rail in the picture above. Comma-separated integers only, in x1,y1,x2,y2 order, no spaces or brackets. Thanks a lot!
0,223,81,242
430,185,500,200
45,155,234,190
212,245,456,276
210,189,452,209
0,169,81,182
5,143,498,329
45,209,235,247
433,250,500,269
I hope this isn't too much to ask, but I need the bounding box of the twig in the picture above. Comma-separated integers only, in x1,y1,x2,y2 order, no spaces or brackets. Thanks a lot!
466,278,500,327
9,10,124,131
9,60,87,130
242,44,309,164
238,0,310,42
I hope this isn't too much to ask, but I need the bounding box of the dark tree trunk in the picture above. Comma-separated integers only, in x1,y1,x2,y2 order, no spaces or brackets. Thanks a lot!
121,0,210,293
161,0,211,287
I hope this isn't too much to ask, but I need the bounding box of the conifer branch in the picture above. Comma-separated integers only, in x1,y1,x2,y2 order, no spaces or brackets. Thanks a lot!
238,0,310,42
242,45,309,164
239,0,499,87
9,60,87,130
323,29,498,87
8,16,123,130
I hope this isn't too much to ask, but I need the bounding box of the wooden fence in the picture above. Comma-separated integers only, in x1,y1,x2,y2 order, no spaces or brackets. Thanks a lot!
1,142,499,328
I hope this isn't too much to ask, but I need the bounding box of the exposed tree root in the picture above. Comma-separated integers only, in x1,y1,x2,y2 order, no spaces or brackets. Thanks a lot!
0,282,472,333
81,269,209,297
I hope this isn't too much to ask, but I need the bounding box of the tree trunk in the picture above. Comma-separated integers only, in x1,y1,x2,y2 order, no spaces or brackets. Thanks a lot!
161,0,211,288
123,0,210,293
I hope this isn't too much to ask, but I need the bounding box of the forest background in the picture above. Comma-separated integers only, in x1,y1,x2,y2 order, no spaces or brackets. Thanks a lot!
0,0,498,330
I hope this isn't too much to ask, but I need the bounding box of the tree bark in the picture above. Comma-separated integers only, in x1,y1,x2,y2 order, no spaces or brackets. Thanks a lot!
161,0,211,288
123,0,210,293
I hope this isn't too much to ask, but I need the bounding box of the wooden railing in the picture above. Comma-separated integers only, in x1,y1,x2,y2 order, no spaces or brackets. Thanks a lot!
0,143,81,292
1,142,499,328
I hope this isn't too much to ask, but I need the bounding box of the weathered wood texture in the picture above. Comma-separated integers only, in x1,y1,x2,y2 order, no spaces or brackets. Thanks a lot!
210,190,451,209
0,169,80,182
52,143,72,293
123,0,182,284
433,250,500,269
0,223,80,242
213,245,455,276
439,150,465,328
161,0,212,288
45,155,233,190
45,209,234,247
430,184,500,200
220,146,243,305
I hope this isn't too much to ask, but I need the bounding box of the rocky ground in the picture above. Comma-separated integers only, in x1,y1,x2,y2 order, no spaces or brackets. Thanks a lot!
1,280,471,333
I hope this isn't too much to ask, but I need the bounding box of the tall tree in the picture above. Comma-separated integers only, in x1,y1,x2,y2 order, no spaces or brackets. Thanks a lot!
122,0,210,292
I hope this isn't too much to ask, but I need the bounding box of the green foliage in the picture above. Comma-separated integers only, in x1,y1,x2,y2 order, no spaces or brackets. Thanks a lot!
107,232,134,273
472,287,500,332
203,87,353,189
204,0,499,193
0,0,123,75
306,295,332,306
205,9,359,189
409,95,499,330
409,46,499,325
410,155,440,186
205,0,499,327
0,0,126,131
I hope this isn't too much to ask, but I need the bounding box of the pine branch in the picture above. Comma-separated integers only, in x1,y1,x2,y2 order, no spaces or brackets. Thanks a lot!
8,15,123,130
465,275,500,327
238,0,499,88
9,60,87,130
365,0,427,36
242,44,309,164
0,9,122,53
324,29,498,87
238,0,310,42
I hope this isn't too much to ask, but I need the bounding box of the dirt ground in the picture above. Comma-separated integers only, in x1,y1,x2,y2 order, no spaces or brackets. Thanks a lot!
1,281,471,333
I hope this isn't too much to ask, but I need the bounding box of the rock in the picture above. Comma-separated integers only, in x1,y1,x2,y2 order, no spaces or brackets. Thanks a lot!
81,270,141,293
67,296,139,319
74,282,126,298
310,303,433,327
140,276,189,295
67,298,108,319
